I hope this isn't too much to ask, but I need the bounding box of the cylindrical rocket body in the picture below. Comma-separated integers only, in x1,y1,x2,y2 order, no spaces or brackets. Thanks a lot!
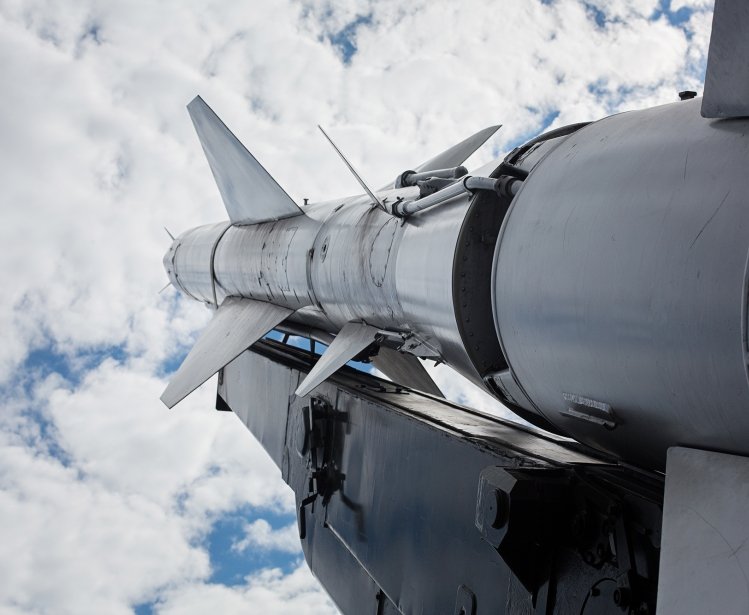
165,188,489,388
493,98,749,468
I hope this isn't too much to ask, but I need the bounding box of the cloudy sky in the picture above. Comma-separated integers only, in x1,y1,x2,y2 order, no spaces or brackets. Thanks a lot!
0,0,713,613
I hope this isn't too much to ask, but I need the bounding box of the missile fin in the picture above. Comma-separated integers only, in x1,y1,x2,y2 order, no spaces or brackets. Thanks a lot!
187,96,303,224
414,125,501,174
371,348,444,398
295,322,380,397
161,297,292,408
701,0,749,118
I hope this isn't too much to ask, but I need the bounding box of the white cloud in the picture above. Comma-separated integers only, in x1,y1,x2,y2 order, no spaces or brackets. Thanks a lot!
0,409,208,615
671,0,713,12
155,564,338,615
0,356,296,614
232,519,301,555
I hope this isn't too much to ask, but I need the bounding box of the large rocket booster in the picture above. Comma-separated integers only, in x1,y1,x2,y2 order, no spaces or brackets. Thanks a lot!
163,92,749,472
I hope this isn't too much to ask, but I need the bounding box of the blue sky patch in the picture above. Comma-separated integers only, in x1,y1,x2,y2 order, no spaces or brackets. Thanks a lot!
328,14,373,64
21,340,127,390
207,506,300,586
656,0,695,27
133,602,154,615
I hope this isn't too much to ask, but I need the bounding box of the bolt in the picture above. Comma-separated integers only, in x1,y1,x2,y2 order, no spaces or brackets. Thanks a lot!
613,587,631,608
486,490,508,529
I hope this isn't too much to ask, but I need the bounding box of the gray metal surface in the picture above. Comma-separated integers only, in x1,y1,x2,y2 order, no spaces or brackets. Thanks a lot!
371,347,443,397
187,96,302,224
218,339,663,615
164,183,489,393
493,98,749,469
218,346,299,463
295,321,380,396
657,447,749,615
160,297,292,408
701,0,749,118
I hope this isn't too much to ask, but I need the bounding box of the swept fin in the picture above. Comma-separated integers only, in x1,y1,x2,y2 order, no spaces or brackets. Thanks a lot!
701,0,749,118
295,322,379,397
161,297,292,408
371,348,444,397
414,125,501,173
187,96,303,224
318,126,386,211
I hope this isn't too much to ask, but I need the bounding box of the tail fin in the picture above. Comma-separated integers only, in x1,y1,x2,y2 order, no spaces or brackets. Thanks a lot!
187,96,303,225
161,297,292,408
295,322,380,397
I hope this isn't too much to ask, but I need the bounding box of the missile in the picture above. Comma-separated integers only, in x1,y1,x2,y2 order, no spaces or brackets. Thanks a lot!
162,0,749,473
161,94,503,410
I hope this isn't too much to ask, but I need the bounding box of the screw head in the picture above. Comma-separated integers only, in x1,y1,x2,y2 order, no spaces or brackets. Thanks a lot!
613,587,631,607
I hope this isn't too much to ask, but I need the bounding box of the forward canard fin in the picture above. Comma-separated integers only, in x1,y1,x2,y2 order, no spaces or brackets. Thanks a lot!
413,124,501,174
379,125,501,190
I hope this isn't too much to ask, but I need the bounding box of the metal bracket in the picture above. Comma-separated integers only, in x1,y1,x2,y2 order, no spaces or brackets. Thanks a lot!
475,466,570,593
297,396,350,540
561,393,618,429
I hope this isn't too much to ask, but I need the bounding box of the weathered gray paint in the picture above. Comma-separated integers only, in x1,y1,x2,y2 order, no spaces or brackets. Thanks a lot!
658,447,749,615
701,0,749,119
493,98,749,469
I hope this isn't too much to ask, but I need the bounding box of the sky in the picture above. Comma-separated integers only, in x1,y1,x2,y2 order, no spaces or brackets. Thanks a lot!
0,0,714,613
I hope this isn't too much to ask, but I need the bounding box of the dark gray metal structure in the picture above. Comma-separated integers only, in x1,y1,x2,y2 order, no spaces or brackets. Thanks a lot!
160,1,749,610
220,339,663,615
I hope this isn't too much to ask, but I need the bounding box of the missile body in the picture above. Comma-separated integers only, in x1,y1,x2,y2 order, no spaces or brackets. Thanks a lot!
164,96,749,471
165,184,492,390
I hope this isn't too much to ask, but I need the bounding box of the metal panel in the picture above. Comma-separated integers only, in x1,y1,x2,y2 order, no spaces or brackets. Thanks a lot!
701,0,749,119
160,297,292,408
657,447,749,615
218,348,298,466
295,321,379,396
187,96,302,224
167,222,230,304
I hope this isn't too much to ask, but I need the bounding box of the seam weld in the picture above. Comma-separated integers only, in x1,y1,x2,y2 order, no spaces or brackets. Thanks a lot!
210,222,233,307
